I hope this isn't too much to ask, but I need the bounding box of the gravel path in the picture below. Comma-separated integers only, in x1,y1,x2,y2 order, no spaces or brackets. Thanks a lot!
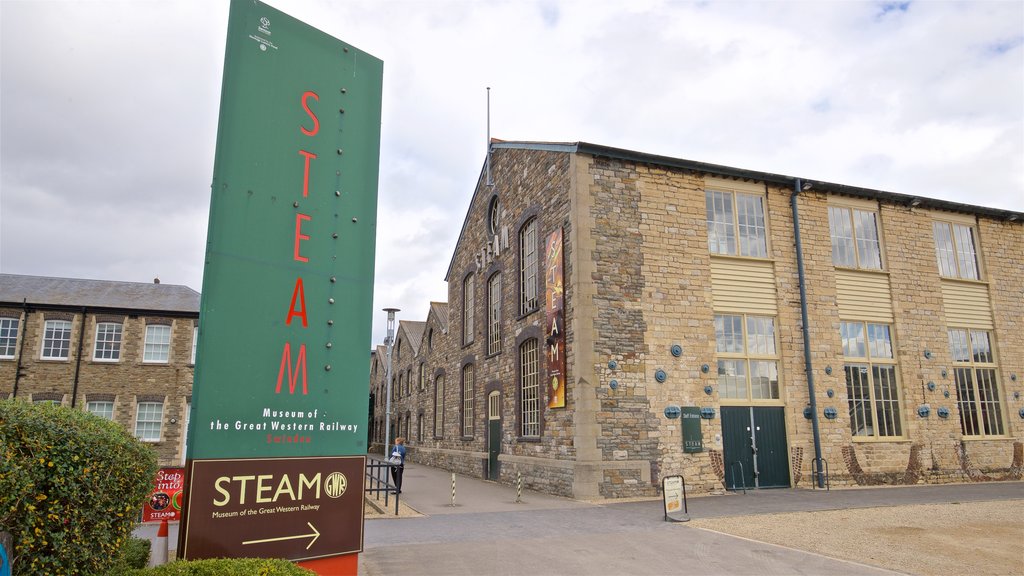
687,499,1024,576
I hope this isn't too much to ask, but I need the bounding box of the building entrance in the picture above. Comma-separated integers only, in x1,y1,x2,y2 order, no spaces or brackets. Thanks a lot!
721,406,790,489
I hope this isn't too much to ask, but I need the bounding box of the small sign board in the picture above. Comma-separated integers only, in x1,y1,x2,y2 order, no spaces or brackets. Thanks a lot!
142,467,185,523
662,475,689,522
181,456,364,561
681,406,703,453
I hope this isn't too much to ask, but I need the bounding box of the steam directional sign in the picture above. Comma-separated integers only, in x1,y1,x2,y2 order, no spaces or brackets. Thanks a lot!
181,457,364,561
181,0,381,563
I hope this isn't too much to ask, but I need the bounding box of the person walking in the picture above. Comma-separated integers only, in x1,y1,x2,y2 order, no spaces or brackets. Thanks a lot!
390,437,406,493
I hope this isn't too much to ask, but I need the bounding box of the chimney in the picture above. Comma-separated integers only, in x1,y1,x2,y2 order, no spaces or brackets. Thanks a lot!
154,277,161,284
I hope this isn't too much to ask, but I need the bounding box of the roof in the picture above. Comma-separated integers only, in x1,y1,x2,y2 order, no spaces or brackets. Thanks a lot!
398,320,427,355
428,301,449,333
445,140,1023,280
0,274,200,314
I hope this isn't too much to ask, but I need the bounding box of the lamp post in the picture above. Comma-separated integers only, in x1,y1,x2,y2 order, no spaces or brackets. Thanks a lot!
382,307,399,461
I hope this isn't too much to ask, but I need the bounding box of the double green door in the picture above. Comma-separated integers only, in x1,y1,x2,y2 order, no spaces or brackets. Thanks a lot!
721,406,790,489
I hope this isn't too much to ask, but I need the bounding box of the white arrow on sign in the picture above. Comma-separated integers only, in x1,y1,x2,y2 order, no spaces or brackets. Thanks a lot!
242,522,321,550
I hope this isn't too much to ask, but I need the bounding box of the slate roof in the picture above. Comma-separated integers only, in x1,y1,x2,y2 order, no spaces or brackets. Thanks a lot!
0,274,200,314
399,320,427,355
429,301,449,333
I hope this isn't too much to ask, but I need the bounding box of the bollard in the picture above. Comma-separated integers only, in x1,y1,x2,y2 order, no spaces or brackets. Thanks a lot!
516,472,522,503
150,519,169,567
450,472,456,507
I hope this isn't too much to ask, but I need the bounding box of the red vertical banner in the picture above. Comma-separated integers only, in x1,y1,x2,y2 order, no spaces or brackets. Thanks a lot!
545,228,566,409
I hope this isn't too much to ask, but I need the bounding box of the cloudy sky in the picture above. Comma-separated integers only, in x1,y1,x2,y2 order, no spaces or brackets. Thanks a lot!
2,0,1022,346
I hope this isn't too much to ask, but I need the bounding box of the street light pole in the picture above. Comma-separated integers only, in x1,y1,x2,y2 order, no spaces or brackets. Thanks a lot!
382,308,399,461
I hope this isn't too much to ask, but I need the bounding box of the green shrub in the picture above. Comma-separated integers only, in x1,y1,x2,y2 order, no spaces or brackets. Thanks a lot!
134,557,314,575
0,399,158,575
107,536,152,573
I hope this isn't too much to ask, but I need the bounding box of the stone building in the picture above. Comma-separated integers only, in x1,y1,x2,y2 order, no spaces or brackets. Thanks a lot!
0,274,199,466
371,140,1023,500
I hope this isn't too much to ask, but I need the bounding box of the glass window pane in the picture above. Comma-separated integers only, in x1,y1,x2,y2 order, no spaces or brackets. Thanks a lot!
746,316,776,355
933,222,958,277
736,194,767,257
846,364,873,436
520,219,538,313
717,360,747,399
954,367,979,436
521,339,539,437
144,325,171,363
715,315,744,353
42,320,73,359
976,369,1004,436
853,210,882,269
135,402,163,441
841,322,866,358
970,331,992,364
87,400,114,420
749,361,779,399
948,329,970,362
953,224,979,280
872,365,901,436
0,318,19,358
706,190,736,255
829,206,856,267
94,322,122,361
866,324,893,359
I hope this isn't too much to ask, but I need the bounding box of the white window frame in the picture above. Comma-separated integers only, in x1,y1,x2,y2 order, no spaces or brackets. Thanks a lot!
86,400,115,420
434,375,445,438
191,326,198,365
949,329,1005,438
0,317,19,359
135,401,164,442
41,319,73,360
487,272,501,356
706,189,768,258
462,364,474,437
144,324,172,363
93,322,123,362
828,205,883,270
520,218,539,314
933,221,981,280
520,338,540,437
714,314,781,402
463,275,475,345
841,321,903,439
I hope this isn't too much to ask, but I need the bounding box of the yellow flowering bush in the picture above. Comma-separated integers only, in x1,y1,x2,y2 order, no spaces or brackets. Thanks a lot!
0,399,158,575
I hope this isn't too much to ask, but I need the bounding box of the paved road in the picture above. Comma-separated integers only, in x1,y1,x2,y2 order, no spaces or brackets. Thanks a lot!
358,462,1023,575
137,460,1023,574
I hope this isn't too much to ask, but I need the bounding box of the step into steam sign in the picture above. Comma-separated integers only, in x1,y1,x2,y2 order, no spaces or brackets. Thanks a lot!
180,0,381,562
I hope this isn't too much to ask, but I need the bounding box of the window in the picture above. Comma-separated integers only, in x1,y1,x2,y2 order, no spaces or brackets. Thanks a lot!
434,375,445,438
463,275,475,345
828,206,882,269
144,324,171,363
135,402,163,441
417,414,424,443
487,196,501,235
191,326,198,365
933,221,980,280
41,319,73,360
949,329,1004,437
462,364,474,437
0,317,19,359
715,314,779,400
841,322,902,438
93,322,123,361
87,400,114,420
487,273,501,355
419,363,426,392
398,373,404,398
520,219,539,314
706,189,767,257
520,339,540,437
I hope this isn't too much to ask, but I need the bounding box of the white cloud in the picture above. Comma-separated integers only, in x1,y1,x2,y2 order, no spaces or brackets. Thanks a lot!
1,0,1021,347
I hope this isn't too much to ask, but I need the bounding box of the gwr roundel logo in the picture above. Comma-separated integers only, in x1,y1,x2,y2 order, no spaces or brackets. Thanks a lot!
325,472,347,498
260,17,270,28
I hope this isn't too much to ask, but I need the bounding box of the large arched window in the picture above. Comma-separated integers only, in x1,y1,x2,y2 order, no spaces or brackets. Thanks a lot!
519,218,539,314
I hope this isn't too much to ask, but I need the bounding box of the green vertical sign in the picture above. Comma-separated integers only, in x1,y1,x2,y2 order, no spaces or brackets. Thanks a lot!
681,407,703,453
190,0,382,460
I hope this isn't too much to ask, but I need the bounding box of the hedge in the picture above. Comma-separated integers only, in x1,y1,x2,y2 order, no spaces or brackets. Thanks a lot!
0,399,158,575
130,558,314,575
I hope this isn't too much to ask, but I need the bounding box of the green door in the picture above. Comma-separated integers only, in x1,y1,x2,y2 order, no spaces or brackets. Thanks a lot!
487,391,501,481
721,406,790,489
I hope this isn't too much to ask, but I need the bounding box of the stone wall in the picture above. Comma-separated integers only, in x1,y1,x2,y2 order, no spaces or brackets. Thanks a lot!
0,306,195,466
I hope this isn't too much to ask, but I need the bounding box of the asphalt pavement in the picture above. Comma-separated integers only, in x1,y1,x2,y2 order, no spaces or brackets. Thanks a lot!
136,459,1024,575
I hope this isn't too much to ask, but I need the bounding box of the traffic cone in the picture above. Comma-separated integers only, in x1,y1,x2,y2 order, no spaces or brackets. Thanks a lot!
151,519,168,567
